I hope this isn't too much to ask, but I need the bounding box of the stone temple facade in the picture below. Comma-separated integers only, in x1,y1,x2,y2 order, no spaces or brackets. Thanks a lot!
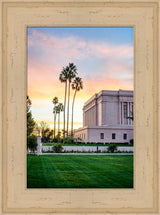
74,90,133,143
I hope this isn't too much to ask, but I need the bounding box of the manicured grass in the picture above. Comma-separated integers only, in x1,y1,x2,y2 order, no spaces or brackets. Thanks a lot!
27,155,133,188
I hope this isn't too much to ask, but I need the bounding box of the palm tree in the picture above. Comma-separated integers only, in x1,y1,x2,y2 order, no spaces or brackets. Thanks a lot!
66,63,77,137
56,103,64,142
71,77,83,136
53,105,60,141
52,97,58,140
59,68,68,141
39,121,48,143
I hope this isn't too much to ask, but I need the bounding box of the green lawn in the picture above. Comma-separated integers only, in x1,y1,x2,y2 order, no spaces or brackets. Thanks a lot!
27,155,133,188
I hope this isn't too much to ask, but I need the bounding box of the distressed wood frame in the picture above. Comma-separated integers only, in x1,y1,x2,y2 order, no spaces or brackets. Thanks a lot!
0,0,159,214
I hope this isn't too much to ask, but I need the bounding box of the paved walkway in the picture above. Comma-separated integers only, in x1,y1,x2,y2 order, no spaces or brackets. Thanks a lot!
40,153,133,155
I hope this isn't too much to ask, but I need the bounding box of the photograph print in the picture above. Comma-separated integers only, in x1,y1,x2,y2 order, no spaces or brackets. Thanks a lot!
27,27,134,188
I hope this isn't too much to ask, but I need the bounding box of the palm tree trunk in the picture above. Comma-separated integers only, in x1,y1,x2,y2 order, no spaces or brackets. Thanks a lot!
63,81,67,142
42,128,44,143
54,112,56,141
71,90,77,137
58,113,60,143
55,114,57,140
66,81,71,137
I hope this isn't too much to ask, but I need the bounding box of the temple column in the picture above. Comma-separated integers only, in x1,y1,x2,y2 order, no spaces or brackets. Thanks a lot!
131,102,133,125
129,102,131,125
121,102,124,124
130,102,132,125
127,102,130,125
119,100,121,125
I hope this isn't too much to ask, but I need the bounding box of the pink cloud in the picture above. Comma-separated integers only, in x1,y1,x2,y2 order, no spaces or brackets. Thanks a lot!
28,29,133,127
28,29,133,65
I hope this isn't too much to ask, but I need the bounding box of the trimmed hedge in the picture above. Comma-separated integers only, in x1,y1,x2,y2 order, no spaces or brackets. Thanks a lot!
129,139,134,145
107,144,118,153
52,143,63,153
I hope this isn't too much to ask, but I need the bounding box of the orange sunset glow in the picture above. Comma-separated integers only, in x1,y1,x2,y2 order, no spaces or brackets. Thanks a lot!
27,27,133,131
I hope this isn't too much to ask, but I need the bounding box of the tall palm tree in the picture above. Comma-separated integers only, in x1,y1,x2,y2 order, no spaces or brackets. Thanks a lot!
71,77,83,136
59,68,68,141
52,97,58,140
56,103,64,142
66,63,77,137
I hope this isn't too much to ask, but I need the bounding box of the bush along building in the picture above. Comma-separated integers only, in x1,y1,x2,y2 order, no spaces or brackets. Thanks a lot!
74,90,133,144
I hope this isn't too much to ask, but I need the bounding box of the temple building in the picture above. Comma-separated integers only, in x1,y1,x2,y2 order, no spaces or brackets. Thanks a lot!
74,90,133,143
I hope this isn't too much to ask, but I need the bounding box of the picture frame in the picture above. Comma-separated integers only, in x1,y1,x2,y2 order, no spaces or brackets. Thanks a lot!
0,0,159,214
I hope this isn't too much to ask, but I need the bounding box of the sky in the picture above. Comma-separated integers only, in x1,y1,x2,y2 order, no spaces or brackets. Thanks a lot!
27,27,133,130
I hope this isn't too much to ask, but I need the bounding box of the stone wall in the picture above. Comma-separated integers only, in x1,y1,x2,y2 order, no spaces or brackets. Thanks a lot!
41,145,133,152
87,126,133,143
74,126,133,143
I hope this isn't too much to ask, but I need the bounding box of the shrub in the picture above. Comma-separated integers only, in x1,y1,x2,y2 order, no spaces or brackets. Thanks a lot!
64,136,74,144
27,136,37,153
96,142,103,145
107,144,118,153
130,139,134,145
52,143,63,153
118,142,129,146
108,142,129,146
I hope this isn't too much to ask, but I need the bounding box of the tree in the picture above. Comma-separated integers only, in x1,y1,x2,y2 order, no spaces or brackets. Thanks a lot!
27,112,36,136
39,121,53,143
27,135,37,153
27,95,32,113
66,63,77,137
47,129,53,142
56,103,64,142
43,127,50,142
59,68,68,141
27,95,35,136
59,63,77,139
53,105,59,141
71,77,83,136
52,97,58,140
43,128,53,143
39,121,48,143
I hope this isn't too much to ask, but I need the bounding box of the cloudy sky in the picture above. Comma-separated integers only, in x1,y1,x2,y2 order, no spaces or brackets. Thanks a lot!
27,27,133,130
